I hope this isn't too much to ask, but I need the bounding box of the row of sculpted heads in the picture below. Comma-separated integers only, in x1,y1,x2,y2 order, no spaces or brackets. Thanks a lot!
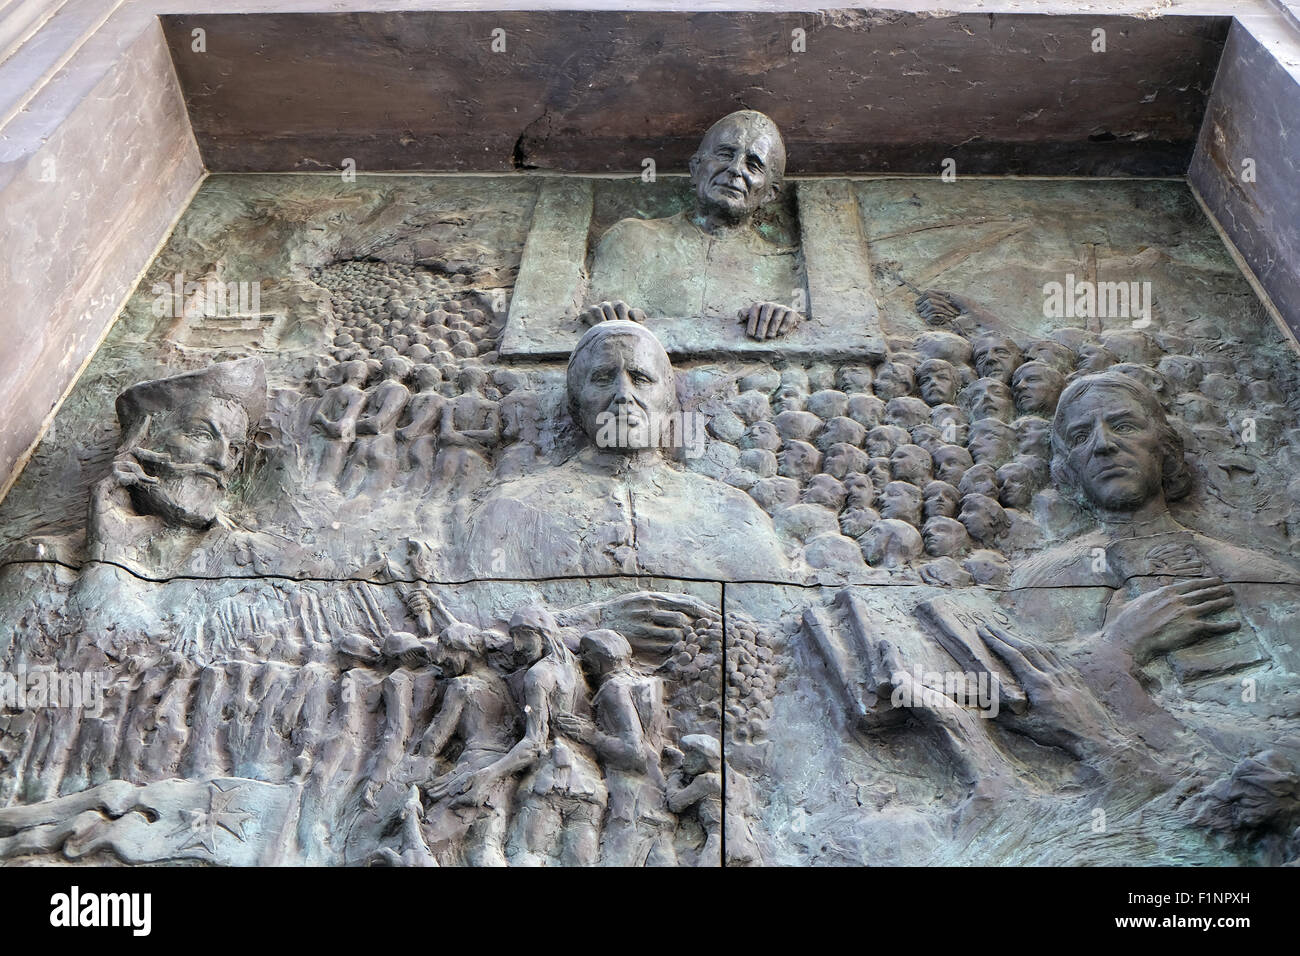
559,321,1193,536
108,317,1195,581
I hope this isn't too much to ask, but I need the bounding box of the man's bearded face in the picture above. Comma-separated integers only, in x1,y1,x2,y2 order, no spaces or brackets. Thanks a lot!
131,398,248,528
918,363,957,405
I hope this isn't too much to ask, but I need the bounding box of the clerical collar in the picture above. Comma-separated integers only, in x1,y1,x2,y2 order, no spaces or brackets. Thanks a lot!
1095,508,1182,538
573,443,664,477
688,210,753,240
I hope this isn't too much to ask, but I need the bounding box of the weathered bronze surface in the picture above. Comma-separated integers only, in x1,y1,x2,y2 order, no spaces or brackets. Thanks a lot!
2,134,1299,865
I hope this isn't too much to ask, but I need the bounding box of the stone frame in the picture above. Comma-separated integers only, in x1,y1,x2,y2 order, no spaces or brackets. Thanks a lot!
499,177,887,361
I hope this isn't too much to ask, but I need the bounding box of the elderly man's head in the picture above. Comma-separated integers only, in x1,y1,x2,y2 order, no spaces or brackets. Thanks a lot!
860,518,924,568
865,424,910,459
689,110,787,225
568,321,678,454
959,493,1010,544
1014,415,1052,460
923,480,961,520
1050,370,1191,513
932,444,974,487
879,481,923,526
996,460,1037,509
1075,343,1116,374
116,358,266,529
967,418,1017,467
890,444,932,485
872,362,916,402
1023,340,1075,375
823,442,870,480
923,516,970,557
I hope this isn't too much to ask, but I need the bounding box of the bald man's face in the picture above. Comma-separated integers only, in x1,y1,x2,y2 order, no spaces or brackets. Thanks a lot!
572,335,674,453
691,118,782,222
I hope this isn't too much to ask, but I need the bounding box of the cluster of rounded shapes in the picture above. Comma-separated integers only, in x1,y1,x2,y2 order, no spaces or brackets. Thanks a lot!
710,323,1274,581
661,615,726,739
722,617,782,745
311,259,501,393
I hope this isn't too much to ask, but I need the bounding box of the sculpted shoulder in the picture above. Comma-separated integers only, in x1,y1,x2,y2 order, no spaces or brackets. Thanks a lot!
1011,529,1300,589
641,466,792,573
1010,533,1113,589
593,214,695,260
1190,533,1300,585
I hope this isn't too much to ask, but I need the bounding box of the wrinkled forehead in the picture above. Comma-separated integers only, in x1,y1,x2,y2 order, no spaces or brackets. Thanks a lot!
700,116,780,158
160,397,247,437
976,338,1016,356
575,332,669,377
1057,383,1145,426
970,423,1012,444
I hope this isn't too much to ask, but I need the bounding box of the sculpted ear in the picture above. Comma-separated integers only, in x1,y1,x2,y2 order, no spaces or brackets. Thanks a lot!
762,179,781,205
688,153,701,183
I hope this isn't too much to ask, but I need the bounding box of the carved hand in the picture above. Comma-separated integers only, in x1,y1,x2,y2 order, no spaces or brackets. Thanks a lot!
580,300,647,326
739,302,801,339
856,635,923,730
695,771,723,798
915,290,969,325
426,769,471,803
111,458,158,489
1103,577,1239,666
568,592,722,659
450,773,496,809
314,414,344,439
977,623,1125,761
554,712,598,745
